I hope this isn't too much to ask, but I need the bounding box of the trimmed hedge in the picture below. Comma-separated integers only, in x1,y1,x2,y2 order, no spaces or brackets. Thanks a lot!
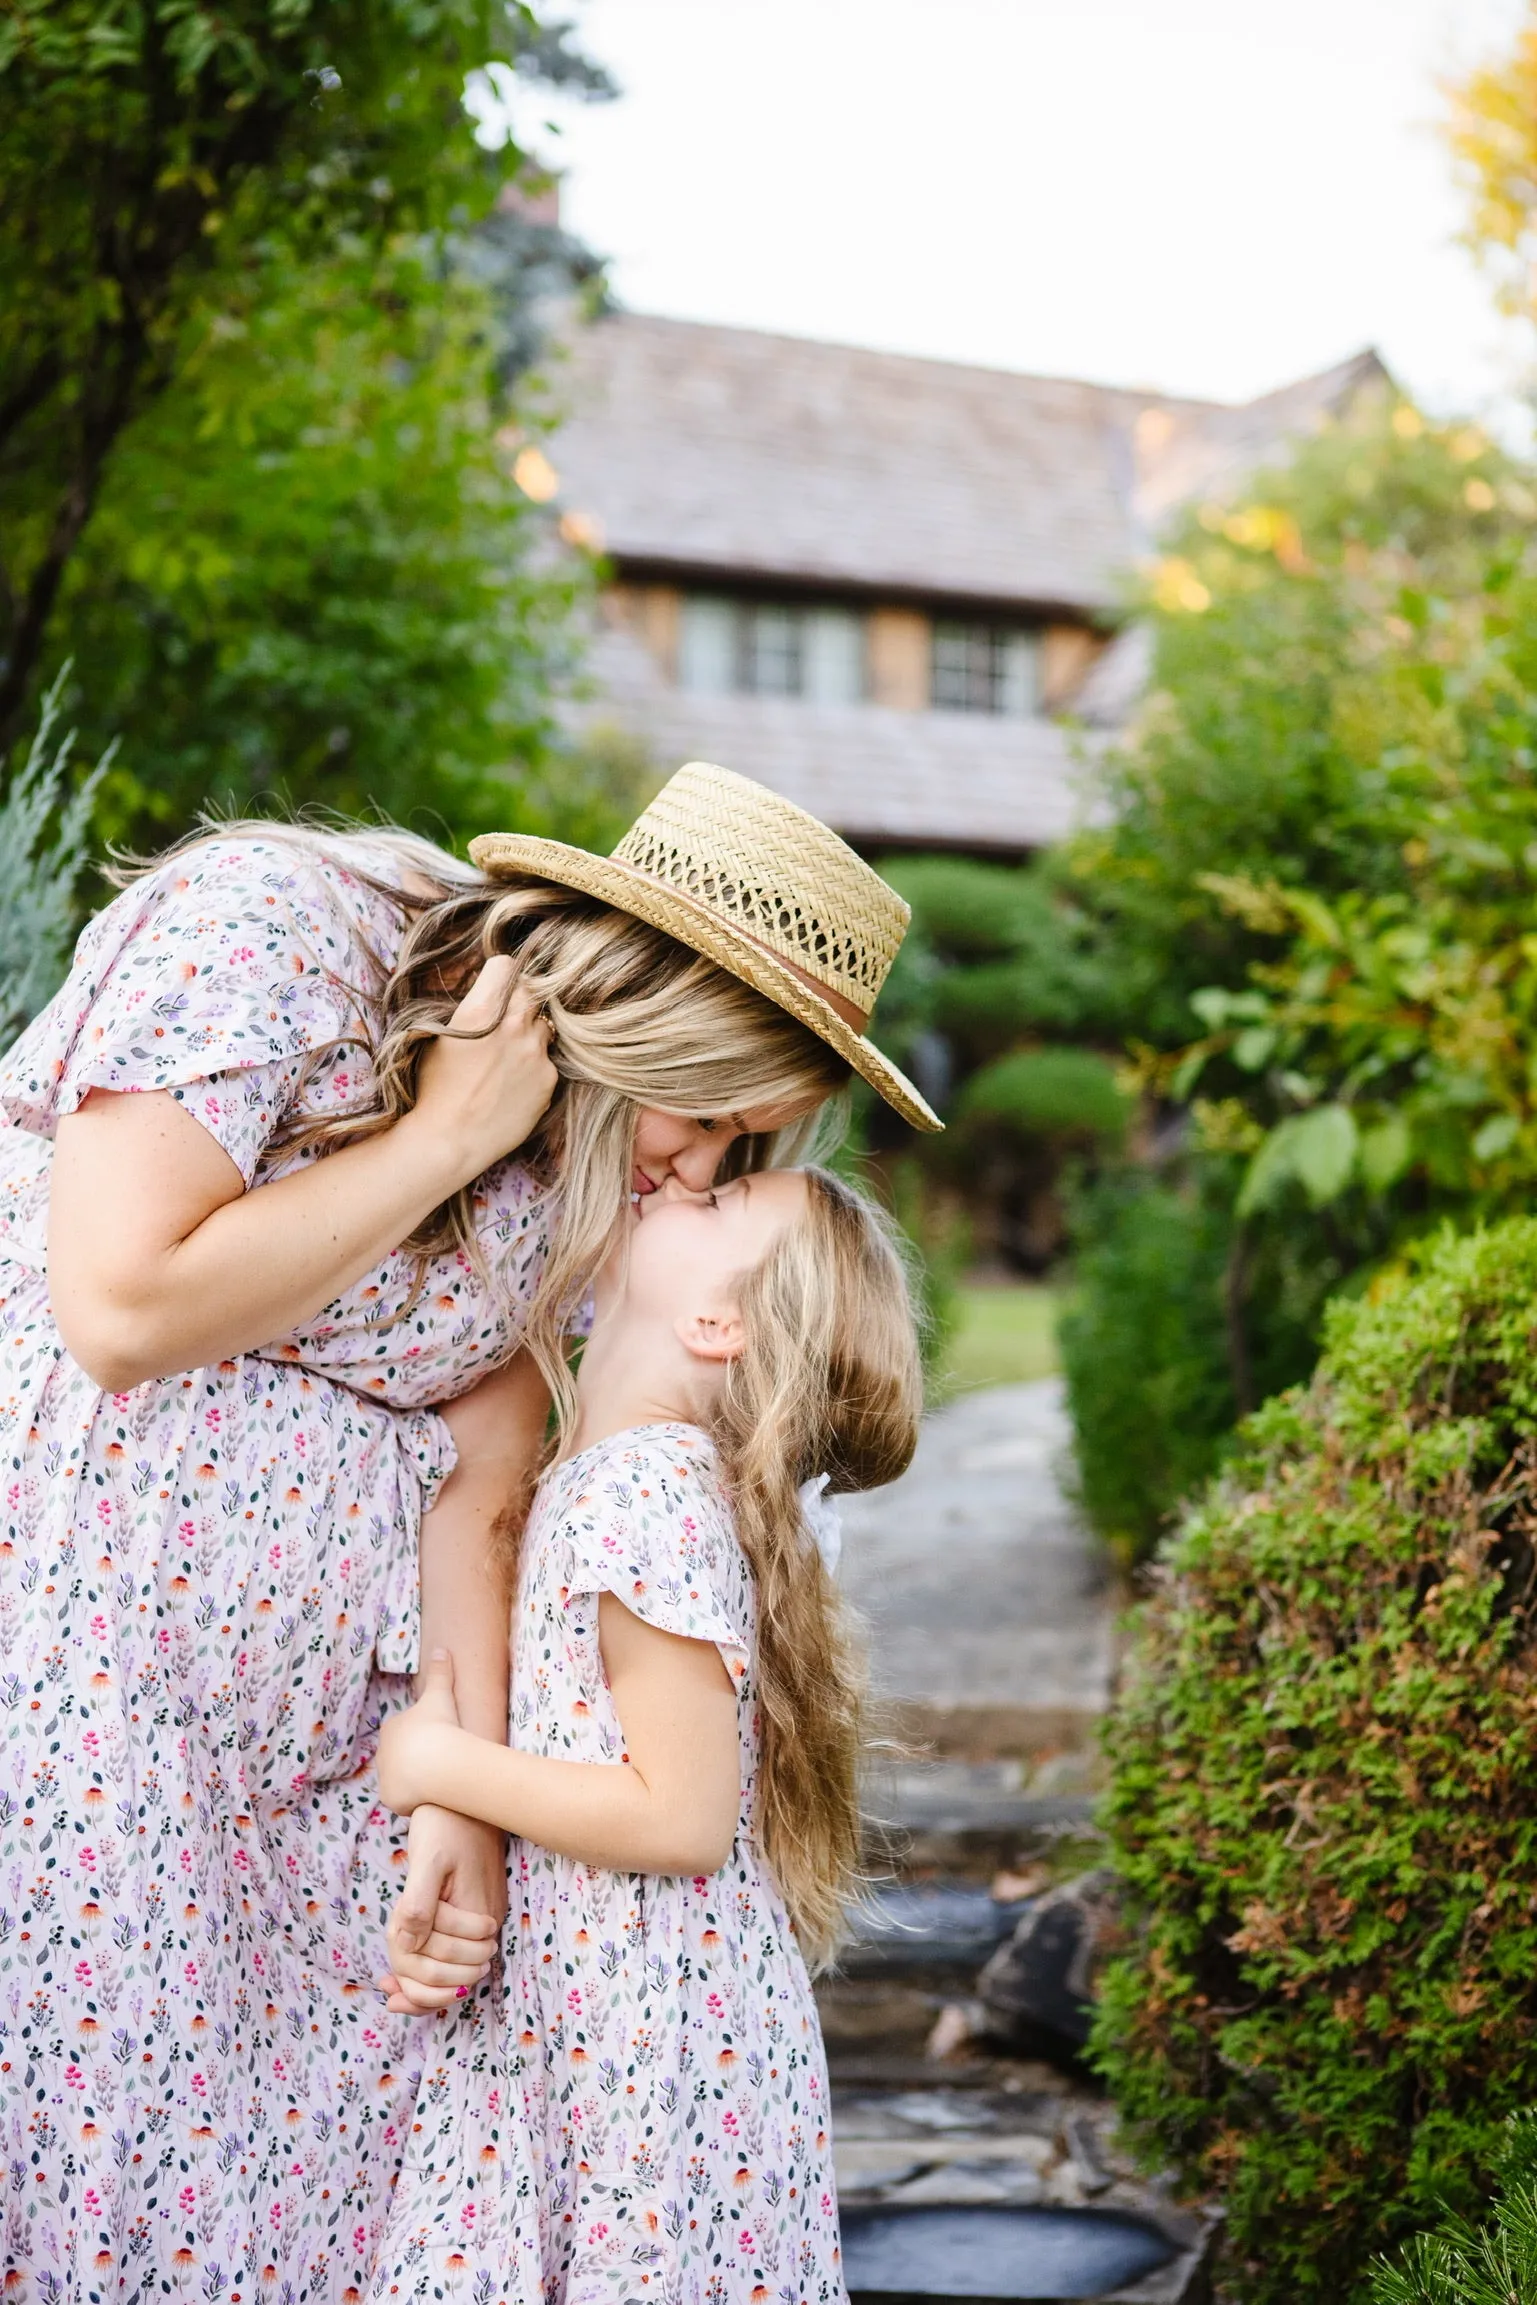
1095,1219,1537,2301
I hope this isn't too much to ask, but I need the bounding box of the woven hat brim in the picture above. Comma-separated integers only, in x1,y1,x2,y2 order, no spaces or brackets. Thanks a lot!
467,832,942,1133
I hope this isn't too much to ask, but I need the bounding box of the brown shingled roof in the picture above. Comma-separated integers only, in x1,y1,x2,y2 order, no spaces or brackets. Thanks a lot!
550,314,1388,615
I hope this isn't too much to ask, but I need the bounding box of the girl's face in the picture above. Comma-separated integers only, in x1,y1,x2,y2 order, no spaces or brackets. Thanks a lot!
599,1169,810,1342
631,1103,812,1200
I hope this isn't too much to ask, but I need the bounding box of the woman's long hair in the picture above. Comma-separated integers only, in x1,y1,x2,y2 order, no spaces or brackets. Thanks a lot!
117,821,851,1415
708,1167,924,1968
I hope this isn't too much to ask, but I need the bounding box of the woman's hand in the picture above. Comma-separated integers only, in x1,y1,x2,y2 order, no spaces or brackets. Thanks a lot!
410,957,558,1181
379,1804,506,2015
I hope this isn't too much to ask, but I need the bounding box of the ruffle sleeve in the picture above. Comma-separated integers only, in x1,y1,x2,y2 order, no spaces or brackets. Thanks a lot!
560,1427,751,1685
0,836,385,1185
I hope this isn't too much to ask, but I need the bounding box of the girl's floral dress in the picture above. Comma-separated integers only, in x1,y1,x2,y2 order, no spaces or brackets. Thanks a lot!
0,835,556,2302
373,1424,847,2305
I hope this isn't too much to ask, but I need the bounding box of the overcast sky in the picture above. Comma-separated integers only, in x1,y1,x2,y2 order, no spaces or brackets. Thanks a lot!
485,0,1536,427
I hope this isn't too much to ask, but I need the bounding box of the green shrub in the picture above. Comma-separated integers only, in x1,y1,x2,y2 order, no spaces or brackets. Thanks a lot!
1096,1218,1537,2301
1058,1168,1323,1561
1369,2111,1537,2303
959,1047,1131,1141
0,665,107,1043
1058,1174,1236,1559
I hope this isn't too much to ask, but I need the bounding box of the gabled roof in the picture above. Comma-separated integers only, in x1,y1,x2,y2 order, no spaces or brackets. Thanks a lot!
549,314,1387,616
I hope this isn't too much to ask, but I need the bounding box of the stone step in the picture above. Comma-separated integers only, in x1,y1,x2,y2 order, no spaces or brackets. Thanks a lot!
864,1755,1103,1882
842,1883,1035,1980
835,2090,1215,2302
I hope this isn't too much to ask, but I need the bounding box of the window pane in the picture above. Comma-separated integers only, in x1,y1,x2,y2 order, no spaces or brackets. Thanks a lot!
746,604,802,696
997,630,1040,717
802,608,865,704
678,596,737,694
932,622,991,713
932,622,1039,714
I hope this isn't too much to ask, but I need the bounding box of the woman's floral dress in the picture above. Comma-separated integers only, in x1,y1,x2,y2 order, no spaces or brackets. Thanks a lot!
0,835,555,2302
373,1424,847,2305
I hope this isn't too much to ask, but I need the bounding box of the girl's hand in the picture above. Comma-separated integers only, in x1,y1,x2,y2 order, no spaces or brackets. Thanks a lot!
379,1805,505,2015
409,957,558,1180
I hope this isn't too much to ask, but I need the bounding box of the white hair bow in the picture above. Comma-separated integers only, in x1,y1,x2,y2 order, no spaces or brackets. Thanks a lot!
798,1473,843,1576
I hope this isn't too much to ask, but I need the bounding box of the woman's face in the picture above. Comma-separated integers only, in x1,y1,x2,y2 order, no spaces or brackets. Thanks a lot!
631,1102,812,1200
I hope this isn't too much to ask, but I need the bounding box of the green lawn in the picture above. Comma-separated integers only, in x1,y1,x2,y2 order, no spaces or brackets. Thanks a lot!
934,1280,1061,1399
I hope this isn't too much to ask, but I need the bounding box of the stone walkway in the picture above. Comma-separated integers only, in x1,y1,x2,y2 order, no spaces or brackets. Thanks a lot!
820,1382,1215,2298
838,1376,1117,1759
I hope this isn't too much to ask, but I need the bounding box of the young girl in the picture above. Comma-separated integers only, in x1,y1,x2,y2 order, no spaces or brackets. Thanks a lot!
373,1163,923,2302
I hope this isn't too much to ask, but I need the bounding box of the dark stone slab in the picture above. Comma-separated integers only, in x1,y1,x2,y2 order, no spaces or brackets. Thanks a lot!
843,2203,1176,2300
841,1883,1034,1979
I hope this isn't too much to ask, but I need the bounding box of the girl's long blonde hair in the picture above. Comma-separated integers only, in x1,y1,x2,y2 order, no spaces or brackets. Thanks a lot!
709,1166,924,1968
120,822,851,1413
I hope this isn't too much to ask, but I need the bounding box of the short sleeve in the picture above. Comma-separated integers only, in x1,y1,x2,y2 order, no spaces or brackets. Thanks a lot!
0,837,384,1185
561,1430,751,1685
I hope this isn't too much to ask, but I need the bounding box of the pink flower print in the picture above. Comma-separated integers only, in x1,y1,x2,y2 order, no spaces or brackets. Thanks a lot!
74,1960,92,1987
65,2065,85,2092
179,2188,196,2215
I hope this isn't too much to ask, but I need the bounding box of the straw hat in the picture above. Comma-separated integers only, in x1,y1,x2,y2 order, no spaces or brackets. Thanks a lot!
468,761,942,1131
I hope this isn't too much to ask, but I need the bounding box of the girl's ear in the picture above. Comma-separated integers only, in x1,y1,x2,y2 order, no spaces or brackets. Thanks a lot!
675,1308,746,1363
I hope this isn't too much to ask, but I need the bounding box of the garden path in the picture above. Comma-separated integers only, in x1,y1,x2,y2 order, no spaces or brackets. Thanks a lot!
838,1375,1116,1761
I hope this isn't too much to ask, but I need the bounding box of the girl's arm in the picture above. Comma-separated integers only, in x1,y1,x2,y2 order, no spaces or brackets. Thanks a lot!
47,959,554,1392
381,1354,550,2013
378,1605,742,1879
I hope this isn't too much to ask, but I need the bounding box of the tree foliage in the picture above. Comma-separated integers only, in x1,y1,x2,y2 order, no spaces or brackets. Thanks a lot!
58,231,591,846
1038,393,1537,1550
1,0,618,847
1097,1221,1537,2302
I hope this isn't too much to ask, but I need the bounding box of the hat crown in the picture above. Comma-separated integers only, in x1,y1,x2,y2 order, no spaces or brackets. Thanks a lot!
611,762,908,1019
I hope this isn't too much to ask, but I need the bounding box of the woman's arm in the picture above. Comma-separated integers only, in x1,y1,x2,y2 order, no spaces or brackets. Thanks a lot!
47,959,555,1391
378,1610,742,1879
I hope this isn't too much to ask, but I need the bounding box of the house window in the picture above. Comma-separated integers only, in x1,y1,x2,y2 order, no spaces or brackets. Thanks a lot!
931,622,1040,716
678,596,865,704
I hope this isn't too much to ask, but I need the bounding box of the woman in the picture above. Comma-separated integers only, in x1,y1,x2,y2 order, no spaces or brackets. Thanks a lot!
0,762,936,2299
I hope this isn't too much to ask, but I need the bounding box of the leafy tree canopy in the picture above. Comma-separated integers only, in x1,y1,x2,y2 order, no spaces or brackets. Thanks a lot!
1,0,618,847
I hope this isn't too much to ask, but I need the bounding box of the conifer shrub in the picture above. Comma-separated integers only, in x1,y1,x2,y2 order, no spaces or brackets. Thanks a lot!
1369,2110,1537,2303
1095,1219,1537,2302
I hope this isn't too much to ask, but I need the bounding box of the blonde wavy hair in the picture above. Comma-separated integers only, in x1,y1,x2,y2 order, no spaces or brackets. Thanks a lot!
707,1166,924,1967
123,822,851,1412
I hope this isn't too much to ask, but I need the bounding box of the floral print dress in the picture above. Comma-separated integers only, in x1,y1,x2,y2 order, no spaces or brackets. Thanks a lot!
373,1425,847,2305
0,836,555,2303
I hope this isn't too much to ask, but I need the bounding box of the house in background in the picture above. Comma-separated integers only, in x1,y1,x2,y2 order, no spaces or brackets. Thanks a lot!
541,314,1386,854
